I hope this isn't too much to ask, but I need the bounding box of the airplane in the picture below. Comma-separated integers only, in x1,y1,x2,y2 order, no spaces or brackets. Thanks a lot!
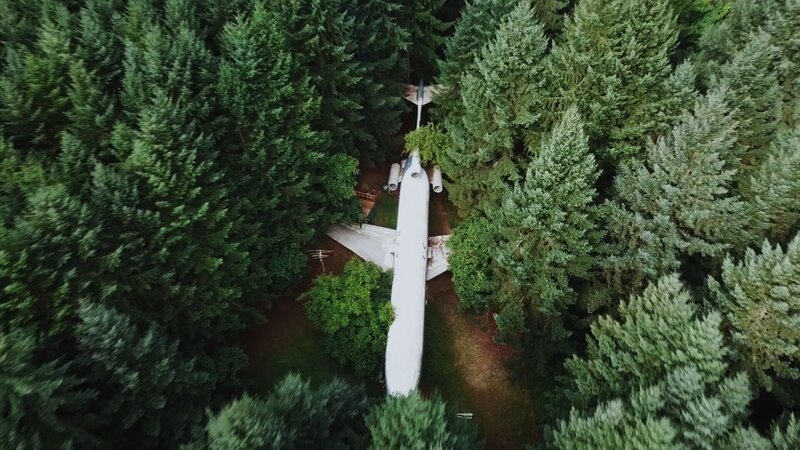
326,79,447,396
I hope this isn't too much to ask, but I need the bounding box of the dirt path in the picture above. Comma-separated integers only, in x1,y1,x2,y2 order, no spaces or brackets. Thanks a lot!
427,276,538,449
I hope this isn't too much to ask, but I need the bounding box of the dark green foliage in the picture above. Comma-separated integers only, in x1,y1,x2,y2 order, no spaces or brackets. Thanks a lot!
303,260,394,376
202,374,370,449
444,2,549,213
0,329,95,449
495,106,599,340
547,0,684,162
366,392,482,449
76,302,212,448
602,89,748,296
0,139,47,225
347,0,408,163
0,184,99,337
709,234,800,398
0,2,74,155
448,215,500,312
396,0,449,79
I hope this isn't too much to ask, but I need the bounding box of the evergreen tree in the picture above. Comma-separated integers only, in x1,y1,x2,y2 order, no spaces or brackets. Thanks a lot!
547,0,684,162
710,30,782,173
0,138,47,226
0,2,74,155
366,392,482,449
75,0,125,95
93,20,245,339
495,106,599,340
218,2,319,302
709,234,800,398
698,0,779,72
76,301,212,448
347,0,408,163
396,0,448,80
742,128,800,242
602,89,748,296
0,329,96,449
202,374,370,450
434,0,515,125
444,2,550,213
565,275,726,408
766,0,800,127
0,184,99,337
65,61,116,158
532,0,568,35
552,370,771,450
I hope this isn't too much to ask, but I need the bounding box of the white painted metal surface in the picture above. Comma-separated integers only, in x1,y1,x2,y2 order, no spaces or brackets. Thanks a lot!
384,151,430,395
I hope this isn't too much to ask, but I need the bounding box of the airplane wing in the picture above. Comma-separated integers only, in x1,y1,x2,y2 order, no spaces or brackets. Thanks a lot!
326,224,395,270
426,235,451,280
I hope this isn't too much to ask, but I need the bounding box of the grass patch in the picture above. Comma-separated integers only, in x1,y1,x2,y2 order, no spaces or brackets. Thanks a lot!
421,300,471,411
369,194,398,228
244,298,382,395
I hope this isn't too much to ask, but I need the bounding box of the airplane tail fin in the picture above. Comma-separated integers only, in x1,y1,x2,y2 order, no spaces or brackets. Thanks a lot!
403,85,436,106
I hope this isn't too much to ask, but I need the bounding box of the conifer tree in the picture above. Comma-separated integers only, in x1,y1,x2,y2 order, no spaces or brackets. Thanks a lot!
532,0,568,35
766,0,800,126
566,275,727,408
201,374,370,449
602,89,748,296
0,329,96,449
347,0,408,162
0,3,74,154
0,139,47,226
742,128,800,242
709,234,800,398
76,302,212,448
557,274,784,449
366,392,482,449
495,106,599,340
0,184,99,337
75,0,125,94
218,2,320,302
699,0,779,71
396,0,448,80
547,0,683,162
711,31,782,172
65,61,116,158
444,2,550,213
434,0,515,125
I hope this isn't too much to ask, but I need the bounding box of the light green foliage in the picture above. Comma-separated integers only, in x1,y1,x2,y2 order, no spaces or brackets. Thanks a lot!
495,106,599,340
0,329,95,449
711,31,782,172
743,128,800,242
773,415,800,449
547,0,683,162
556,274,772,449
553,371,769,450
602,89,748,295
434,0,515,125
444,2,549,213
448,215,500,312
699,0,778,71
203,374,369,450
404,123,451,165
566,275,727,407
767,0,800,126
532,0,568,35
76,302,212,448
366,392,482,449
709,234,800,395
303,260,394,376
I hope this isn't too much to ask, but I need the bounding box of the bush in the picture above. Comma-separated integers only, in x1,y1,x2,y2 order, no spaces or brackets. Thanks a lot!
302,260,394,376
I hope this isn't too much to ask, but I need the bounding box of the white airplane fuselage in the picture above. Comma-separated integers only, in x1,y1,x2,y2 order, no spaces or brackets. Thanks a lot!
384,151,429,395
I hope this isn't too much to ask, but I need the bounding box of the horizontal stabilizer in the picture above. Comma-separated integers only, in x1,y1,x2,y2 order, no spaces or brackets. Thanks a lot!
403,84,437,106
426,235,451,280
